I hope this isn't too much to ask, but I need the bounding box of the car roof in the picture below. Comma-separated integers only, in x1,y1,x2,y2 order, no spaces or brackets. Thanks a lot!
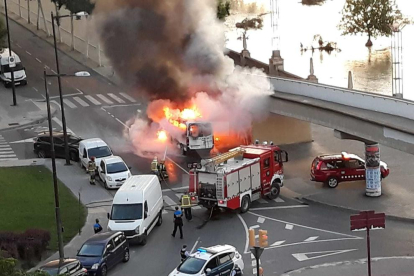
41,258,79,268
83,231,120,244
37,131,77,138
192,245,236,260
81,138,108,147
103,156,124,164
317,152,362,161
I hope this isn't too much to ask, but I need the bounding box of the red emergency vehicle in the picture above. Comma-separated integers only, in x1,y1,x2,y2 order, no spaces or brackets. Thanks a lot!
188,141,288,213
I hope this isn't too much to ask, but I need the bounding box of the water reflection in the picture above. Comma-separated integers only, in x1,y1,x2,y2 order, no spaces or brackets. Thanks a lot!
225,0,414,100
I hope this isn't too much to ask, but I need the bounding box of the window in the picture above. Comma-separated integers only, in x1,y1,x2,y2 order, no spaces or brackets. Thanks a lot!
263,158,270,169
144,201,148,213
274,151,280,163
2,62,24,72
53,137,64,145
111,204,143,220
77,244,104,257
100,161,105,172
346,159,363,169
177,257,206,274
106,241,114,252
113,235,122,247
218,253,231,264
326,161,336,169
205,257,218,270
83,149,87,158
88,146,112,158
334,160,345,169
228,252,235,259
106,162,128,174
38,137,50,143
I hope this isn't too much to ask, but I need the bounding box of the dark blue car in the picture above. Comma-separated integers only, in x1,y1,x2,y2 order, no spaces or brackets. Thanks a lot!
77,231,129,276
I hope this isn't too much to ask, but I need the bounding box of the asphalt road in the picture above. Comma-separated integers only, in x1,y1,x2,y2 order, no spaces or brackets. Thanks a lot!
2,16,414,276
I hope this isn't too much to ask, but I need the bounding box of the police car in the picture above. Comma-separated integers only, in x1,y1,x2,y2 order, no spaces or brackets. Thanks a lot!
169,245,244,276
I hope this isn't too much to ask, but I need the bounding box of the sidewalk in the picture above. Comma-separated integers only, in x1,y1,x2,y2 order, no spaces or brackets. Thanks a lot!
0,92,55,131
281,256,414,276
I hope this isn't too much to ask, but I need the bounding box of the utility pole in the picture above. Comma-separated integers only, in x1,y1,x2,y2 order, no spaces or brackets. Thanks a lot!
4,0,16,106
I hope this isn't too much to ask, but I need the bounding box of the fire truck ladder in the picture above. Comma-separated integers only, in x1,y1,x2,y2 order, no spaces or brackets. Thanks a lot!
201,148,246,171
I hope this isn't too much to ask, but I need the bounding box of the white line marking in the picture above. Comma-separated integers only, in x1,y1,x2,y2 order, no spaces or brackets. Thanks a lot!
162,210,168,215
111,115,115,118
271,240,285,246
63,99,77,109
52,117,75,135
248,211,361,238
257,217,265,224
249,205,309,211
0,145,10,147
249,225,260,229
25,50,32,55
76,88,84,94
16,43,22,48
258,198,268,204
292,249,357,262
0,158,18,161
32,87,38,92
108,93,125,103
165,156,189,175
0,154,17,158
162,186,188,192
50,100,61,110
163,195,177,207
85,95,101,105
51,69,57,74
237,214,250,254
45,65,50,69
119,92,136,103
35,58,42,63
115,118,130,129
0,151,14,154
274,197,285,203
97,94,113,105
267,238,362,251
285,224,293,230
192,206,202,210
0,148,12,151
251,253,254,259
190,238,200,254
304,236,319,242
73,97,89,107
102,103,142,109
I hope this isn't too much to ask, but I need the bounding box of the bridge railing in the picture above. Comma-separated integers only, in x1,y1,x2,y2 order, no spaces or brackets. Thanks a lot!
268,76,414,121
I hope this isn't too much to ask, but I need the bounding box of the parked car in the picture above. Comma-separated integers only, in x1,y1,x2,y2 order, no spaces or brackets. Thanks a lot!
34,131,82,161
311,152,390,188
77,231,129,276
98,156,131,189
38,258,87,276
79,138,113,172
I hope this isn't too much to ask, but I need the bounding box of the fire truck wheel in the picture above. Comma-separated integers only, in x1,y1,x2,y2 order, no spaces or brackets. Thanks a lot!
268,181,281,199
240,195,251,213
156,212,163,226
326,177,339,188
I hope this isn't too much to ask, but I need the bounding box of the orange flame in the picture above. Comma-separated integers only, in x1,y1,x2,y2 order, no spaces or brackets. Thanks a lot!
163,106,201,130
157,130,168,142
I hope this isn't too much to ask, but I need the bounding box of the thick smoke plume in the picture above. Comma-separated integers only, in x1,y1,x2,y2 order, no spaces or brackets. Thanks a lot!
95,0,273,157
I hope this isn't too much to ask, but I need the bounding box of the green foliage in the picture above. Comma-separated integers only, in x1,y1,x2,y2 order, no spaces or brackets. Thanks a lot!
0,257,48,276
235,17,263,32
338,0,405,45
50,0,67,10
65,0,95,15
0,18,7,49
217,0,231,20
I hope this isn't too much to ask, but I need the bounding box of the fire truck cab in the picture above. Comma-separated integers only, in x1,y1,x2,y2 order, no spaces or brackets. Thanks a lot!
188,141,288,213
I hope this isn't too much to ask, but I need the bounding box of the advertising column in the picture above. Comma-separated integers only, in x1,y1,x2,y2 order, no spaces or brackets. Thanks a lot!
365,144,381,197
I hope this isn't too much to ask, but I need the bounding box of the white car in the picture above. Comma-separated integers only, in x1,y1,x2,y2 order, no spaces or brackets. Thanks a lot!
98,156,131,189
169,245,244,276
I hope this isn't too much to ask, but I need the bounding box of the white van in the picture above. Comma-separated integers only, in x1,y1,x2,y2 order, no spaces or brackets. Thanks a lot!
0,49,27,87
79,138,113,172
107,175,164,245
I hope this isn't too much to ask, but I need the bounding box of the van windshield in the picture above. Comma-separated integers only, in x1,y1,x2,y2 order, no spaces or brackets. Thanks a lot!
111,204,142,220
2,62,24,72
88,146,111,158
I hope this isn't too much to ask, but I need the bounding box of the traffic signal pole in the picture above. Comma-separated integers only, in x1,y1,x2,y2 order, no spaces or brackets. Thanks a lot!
249,229,267,276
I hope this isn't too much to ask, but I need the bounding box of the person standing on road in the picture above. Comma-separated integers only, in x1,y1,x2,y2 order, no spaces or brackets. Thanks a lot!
180,192,192,221
151,156,159,176
172,206,184,239
88,157,97,185
231,264,243,276
93,219,103,234
180,244,190,262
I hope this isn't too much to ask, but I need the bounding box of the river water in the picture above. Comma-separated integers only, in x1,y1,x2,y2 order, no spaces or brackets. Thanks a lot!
224,0,414,100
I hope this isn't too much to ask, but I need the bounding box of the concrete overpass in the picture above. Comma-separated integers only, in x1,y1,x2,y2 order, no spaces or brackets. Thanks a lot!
264,76,414,154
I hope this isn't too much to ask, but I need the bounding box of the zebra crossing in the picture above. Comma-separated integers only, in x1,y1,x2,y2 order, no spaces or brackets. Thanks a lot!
0,135,18,162
61,92,138,109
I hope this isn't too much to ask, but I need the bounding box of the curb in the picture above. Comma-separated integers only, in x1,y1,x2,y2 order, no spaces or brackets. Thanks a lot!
301,196,414,224
0,158,45,167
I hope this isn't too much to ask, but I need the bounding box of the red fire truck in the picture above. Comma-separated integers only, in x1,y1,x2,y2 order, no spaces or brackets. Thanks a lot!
188,141,288,213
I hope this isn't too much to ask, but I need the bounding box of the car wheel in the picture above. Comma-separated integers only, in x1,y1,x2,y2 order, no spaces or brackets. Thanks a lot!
140,232,148,246
70,151,78,161
156,212,163,226
327,177,339,188
240,195,251,213
267,180,281,199
103,180,109,190
37,150,46,158
100,265,107,276
123,249,130,262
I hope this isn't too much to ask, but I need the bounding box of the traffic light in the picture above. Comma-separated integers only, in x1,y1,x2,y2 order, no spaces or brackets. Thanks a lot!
249,229,256,247
258,229,268,247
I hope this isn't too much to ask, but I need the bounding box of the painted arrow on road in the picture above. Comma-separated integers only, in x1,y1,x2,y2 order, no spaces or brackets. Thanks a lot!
292,249,357,262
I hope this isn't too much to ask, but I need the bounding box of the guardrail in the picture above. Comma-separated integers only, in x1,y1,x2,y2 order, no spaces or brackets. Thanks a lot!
268,76,414,121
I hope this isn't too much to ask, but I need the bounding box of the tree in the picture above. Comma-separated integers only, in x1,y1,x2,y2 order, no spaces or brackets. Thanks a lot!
64,0,95,15
338,0,405,47
217,0,230,20
0,18,7,49
0,257,48,276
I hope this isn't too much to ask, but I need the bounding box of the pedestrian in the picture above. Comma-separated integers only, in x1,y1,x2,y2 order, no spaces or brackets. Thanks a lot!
93,219,103,234
180,244,190,262
88,156,96,184
172,206,183,239
231,264,243,276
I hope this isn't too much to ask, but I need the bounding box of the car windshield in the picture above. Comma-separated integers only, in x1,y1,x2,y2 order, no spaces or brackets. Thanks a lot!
177,257,206,274
2,62,24,72
107,162,128,174
111,204,142,220
77,244,104,257
40,268,59,276
88,146,111,158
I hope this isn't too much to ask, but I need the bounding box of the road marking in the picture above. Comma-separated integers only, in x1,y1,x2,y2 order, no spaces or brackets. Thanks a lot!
190,237,200,254
162,210,168,215
257,217,265,223
292,249,357,262
249,205,308,211
0,154,17,158
257,198,268,204
115,118,130,129
304,236,319,242
45,65,50,69
251,259,261,266
51,69,57,74
32,87,39,92
10,138,35,144
76,88,84,94
285,224,294,230
25,50,32,56
35,58,42,63
271,240,285,246
192,206,201,210
0,147,12,151
165,156,189,175
85,95,101,105
267,237,362,251
50,100,61,111
16,43,22,48
274,197,285,203
0,151,14,155
63,99,77,109
163,195,177,207
73,97,89,107
249,225,260,229
0,145,10,148
97,94,113,105
0,158,18,161
108,93,125,103
119,92,137,103
237,213,250,254
52,117,75,135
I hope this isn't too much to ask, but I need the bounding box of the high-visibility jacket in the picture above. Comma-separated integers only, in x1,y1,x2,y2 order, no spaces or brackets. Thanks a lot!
151,160,158,172
181,195,191,208
88,161,96,172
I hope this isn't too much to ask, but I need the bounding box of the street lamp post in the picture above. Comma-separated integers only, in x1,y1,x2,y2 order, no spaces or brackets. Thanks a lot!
4,0,16,106
44,68,90,264
51,11,88,165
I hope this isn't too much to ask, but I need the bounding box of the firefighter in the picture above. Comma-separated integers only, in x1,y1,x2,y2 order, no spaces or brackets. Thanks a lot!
180,192,192,221
180,245,190,262
158,160,169,180
151,157,159,176
88,156,97,184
